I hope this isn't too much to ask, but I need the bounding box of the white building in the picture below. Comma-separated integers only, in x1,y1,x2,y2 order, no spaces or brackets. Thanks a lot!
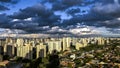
36,43,46,58
16,44,33,59
47,41,62,54
62,37,71,51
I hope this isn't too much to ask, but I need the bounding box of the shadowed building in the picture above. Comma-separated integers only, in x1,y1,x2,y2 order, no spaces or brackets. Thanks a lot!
36,43,46,58
47,41,62,54
0,39,6,46
81,38,88,47
62,37,71,51
3,38,16,57
16,44,33,59
96,37,105,45
0,46,3,55
5,45,15,57
5,37,13,44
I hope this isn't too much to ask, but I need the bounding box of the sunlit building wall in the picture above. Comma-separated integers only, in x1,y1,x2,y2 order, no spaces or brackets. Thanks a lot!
36,43,46,58
47,41,62,54
17,44,33,59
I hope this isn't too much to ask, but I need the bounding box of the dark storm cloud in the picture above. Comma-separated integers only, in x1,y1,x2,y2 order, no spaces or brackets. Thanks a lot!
11,20,38,29
9,4,47,19
7,3,61,33
61,0,120,29
10,0,119,30
52,3,68,10
0,0,119,35
9,3,61,24
67,8,80,15
32,15,60,27
62,0,82,6
100,19,120,28
0,0,20,12
0,5,9,11
0,0,12,2
42,0,95,10
0,14,12,28
61,11,112,27
0,14,11,24
97,0,114,4
80,0,120,29
7,19,51,33
0,0,20,4
48,0,83,5
92,2,120,18
108,28,120,34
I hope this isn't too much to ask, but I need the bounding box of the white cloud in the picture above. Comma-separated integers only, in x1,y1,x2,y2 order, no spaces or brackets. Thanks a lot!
54,11,72,20
0,28,26,34
12,19,19,22
42,26,50,29
50,26,67,32
68,25,114,35
24,17,32,21
91,27,111,34
69,27,91,35
117,17,120,20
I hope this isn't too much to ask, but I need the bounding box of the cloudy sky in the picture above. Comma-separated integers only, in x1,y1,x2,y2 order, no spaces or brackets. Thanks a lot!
0,0,120,36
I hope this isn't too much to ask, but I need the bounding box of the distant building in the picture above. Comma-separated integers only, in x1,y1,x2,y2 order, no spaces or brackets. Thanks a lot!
0,46,3,55
0,55,3,62
0,39,6,46
47,41,62,54
5,45,15,57
71,38,77,46
16,44,33,59
81,38,88,47
97,37,105,45
16,38,24,46
36,43,46,58
62,37,71,51
5,37,13,44
75,42,84,50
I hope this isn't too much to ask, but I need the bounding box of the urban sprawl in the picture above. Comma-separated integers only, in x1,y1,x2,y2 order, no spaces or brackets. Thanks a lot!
0,37,120,68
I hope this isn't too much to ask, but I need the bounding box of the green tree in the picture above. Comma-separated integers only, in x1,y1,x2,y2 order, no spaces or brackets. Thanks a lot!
47,50,60,68
0,55,3,61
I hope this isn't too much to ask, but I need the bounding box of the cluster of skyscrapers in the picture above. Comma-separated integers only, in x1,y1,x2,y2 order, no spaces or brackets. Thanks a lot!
0,37,119,59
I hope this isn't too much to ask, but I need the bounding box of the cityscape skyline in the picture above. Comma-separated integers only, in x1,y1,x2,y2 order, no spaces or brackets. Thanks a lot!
0,0,120,67
0,37,120,68
0,0,120,36
0,37,119,59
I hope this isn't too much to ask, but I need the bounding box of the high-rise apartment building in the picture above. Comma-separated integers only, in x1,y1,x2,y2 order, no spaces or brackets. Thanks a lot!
0,39,6,46
16,44,33,59
97,37,105,45
47,41,62,54
5,45,15,57
16,38,24,46
62,37,71,51
75,42,84,50
81,38,88,47
36,43,46,58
